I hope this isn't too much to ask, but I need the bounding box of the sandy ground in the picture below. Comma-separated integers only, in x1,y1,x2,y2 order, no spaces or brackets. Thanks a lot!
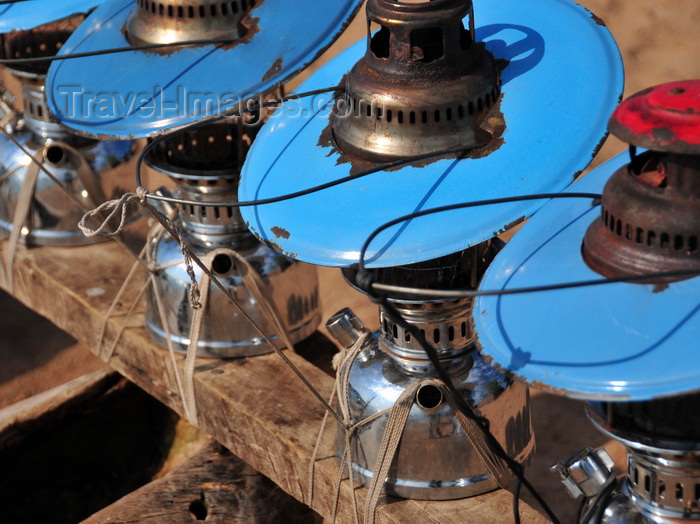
0,1,698,520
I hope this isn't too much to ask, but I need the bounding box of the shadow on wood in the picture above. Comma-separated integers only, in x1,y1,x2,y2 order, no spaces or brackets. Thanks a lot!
85,441,322,524
0,376,178,524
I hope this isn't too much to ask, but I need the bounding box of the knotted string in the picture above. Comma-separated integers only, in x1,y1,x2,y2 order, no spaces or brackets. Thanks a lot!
80,190,324,427
77,188,519,524
80,188,202,311
78,187,149,238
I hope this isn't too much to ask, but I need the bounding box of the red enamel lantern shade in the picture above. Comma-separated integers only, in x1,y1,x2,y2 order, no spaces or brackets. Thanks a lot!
608,80,700,154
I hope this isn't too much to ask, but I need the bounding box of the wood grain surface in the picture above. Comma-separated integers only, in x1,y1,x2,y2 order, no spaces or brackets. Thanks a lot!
0,239,547,523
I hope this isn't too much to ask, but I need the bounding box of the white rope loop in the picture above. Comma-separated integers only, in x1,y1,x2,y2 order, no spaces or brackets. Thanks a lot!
79,187,148,238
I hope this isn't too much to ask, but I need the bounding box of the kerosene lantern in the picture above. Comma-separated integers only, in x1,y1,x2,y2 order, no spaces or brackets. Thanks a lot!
322,0,532,499
41,1,365,357
144,118,321,357
239,0,623,501
325,242,536,500
473,80,699,522
45,0,364,138
0,17,133,247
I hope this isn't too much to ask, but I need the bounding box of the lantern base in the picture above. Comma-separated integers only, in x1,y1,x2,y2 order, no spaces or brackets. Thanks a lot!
145,226,321,359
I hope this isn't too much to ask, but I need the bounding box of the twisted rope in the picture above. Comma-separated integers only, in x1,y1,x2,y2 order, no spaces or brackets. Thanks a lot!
80,190,202,311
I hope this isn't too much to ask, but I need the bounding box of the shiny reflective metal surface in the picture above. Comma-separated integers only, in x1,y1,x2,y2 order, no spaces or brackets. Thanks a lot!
378,298,475,374
326,308,368,350
332,0,498,161
0,25,134,246
557,398,700,523
144,121,321,357
331,323,534,500
327,245,533,500
0,130,133,246
126,0,255,45
586,397,700,456
145,232,321,357
551,447,615,499
623,452,700,521
20,77,71,141
592,488,644,524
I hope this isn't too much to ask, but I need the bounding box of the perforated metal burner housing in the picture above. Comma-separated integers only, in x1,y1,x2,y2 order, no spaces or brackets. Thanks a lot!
0,21,134,247
147,119,256,245
144,119,321,358
580,397,700,523
582,82,700,283
332,0,499,162
583,151,700,281
127,0,257,45
330,242,534,500
2,18,85,140
344,244,501,372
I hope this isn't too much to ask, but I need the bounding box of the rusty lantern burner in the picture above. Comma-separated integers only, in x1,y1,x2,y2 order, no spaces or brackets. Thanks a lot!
583,80,700,282
331,0,499,162
144,119,321,358
126,0,257,45
147,119,259,244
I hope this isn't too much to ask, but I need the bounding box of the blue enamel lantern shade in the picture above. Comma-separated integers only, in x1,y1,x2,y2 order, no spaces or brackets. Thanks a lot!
472,152,700,402
45,0,364,139
0,1,102,32
238,0,624,269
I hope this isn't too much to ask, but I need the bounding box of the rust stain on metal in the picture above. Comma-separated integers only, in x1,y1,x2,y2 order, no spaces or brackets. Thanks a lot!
653,282,669,293
651,127,676,142
270,226,290,239
260,0,363,95
583,150,699,283
317,55,509,176
494,216,526,236
466,96,506,160
262,57,283,82
571,134,608,182
589,131,610,165
221,15,261,49
247,223,296,258
262,238,296,259
584,7,607,27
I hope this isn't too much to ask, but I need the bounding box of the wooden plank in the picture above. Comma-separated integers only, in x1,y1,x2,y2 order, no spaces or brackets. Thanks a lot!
0,368,118,448
1,239,547,523
84,441,321,523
